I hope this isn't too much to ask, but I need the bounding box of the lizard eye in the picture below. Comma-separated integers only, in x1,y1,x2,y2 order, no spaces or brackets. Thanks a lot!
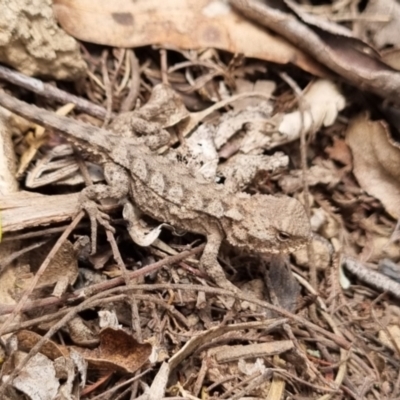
277,231,291,242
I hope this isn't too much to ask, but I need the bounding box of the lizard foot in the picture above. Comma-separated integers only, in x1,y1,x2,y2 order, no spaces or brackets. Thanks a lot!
201,259,242,296
80,199,115,254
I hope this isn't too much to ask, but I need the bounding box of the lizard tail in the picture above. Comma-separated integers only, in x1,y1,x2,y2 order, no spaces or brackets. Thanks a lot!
0,90,114,153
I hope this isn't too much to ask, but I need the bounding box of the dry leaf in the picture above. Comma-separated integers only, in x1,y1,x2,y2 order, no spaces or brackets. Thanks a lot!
15,332,85,397
53,0,325,75
123,202,166,247
360,234,400,263
74,327,152,373
230,0,400,105
25,144,104,188
360,0,400,48
279,160,341,194
17,103,75,177
346,114,400,218
277,79,346,140
325,137,353,168
378,324,400,351
238,358,267,376
215,80,344,155
17,240,79,298
233,78,276,110
382,48,400,71
12,352,59,400
17,330,69,360
54,357,76,398
67,317,98,346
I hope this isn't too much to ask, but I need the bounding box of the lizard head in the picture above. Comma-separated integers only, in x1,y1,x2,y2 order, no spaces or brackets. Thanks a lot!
222,193,311,254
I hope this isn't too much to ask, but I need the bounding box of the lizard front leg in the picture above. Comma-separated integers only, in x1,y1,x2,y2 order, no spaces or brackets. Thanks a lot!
201,227,241,294
79,162,129,253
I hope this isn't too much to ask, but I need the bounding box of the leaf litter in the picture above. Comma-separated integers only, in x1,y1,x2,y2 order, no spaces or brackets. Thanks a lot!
0,0,400,399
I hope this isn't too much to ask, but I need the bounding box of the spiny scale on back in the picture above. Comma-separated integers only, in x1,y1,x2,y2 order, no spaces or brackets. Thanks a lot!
113,142,229,212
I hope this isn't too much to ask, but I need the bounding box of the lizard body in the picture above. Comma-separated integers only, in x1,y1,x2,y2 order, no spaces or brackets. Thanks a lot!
0,90,311,292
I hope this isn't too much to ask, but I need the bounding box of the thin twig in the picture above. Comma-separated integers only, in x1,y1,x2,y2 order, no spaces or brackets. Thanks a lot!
0,65,108,119
2,292,191,335
106,230,143,341
121,50,141,112
160,49,169,86
90,367,153,400
0,244,206,317
7,285,352,351
101,49,113,126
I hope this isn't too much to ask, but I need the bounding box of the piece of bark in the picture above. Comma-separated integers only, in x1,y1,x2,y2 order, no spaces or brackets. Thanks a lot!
2,192,79,233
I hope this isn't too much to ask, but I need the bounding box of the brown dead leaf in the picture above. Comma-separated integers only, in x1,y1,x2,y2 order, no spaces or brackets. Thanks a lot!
325,137,353,169
53,0,325,76
346,114,400,218
16,240,79,298
38,240,78,290
17,330,69,360
25,144,104,189
74,327,152,373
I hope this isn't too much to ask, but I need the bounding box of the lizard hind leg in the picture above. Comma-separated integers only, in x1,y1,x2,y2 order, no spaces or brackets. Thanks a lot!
201,230,241,295
79,162,130,253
